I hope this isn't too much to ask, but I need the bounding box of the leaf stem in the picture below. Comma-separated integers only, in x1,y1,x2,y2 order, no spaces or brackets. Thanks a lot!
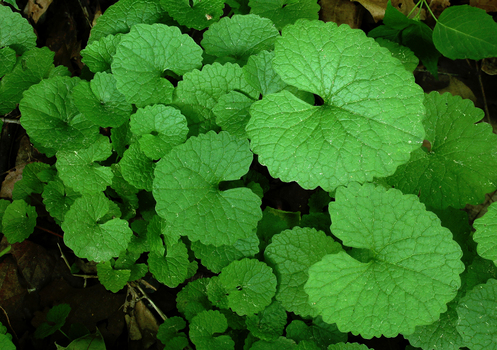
423,0,439,23
0,245,11,258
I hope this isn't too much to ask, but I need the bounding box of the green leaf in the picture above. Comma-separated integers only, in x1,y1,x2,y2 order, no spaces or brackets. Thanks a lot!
34,304,71,339
328,343,371,350
109,163,140,221
401,21,440,78
382,0,410,30
191,233,260,273
206,276,229,309
473,201,497,266
0,330,15,350
148,240,191,288
130,104,188,160
265,227,342,317
81,34,122,73
154,131,262,247
55,329,106,350
218,258,277,315
201,14,279,65
2,0,20,10
257,207,301,253
174,62,258,136
213,90,255,139
0,199,10,233
0,47,56,115
246,301,287,341
97,260,131,293
111,120,133,158
2,199,37,243
190,310,234,350
433,5,497,60
374,38,418,72
160,0,225,30
157,316,188,349
72,72,132,128
88,0,166,44
61,192,133,262
456,279,497,350
0,4,36,54
246,19,425,191
286,318,347,348
305,182,465,338
56,135,114,194
0,46,16,77
386,92,497,209
176,278,213,321
112,23,203,107
19,76,100,157
248,0,320,30
250,337,298,350
12,162,54,201
243,50,287,96
42,177,81,224
119,142,155,192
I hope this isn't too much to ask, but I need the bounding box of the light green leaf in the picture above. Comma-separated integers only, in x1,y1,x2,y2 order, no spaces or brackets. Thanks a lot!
265,227,342,318
34,304,71,339
201,14,278,65
42,177,81,224
0,4,36,54
246,19,425,191
218,258,277,315
433,5,497,60
88,0,166,44
173,62,258,136
191,232,259,273
119,142,155,191
305,182,464,338
0,46,16,77
160,0,224,30
56,135,114,194
130,104,188,160
0,331,15,350
72,72,132,128
246,301,287,341
148,240,191,288
97,260,131,293
213,91,255,139
112,23,203,107
176,278,212,321
243,50,287,96
2,199,37,243
81,34,122,73
473,201,497,266
286,318,347,349
374,38,418,72
154,131,262,247
12,162,54,201
248,0,320,30
250,337,298,350
19,76,100,157
109,163,139,221
190,310,234,350
386,92,497,209
62,192,133,262
456,279,497,350
0,47,56,115
157,316,188,349
2,0,20,10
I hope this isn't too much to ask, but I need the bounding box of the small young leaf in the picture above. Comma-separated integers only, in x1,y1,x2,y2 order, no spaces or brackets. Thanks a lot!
2,200,37,243
213,91,254,139
473,201,497,266
97,260,131,293
0,5,36,54
201,14,279,65
157,316,189,349
34,304,71,339
433,5,497,60
12,162,54,201
119,143,155,192
248,0,320,30
243,50,287,96
386,92,497,209
129,105,188,160
218,258,277,315
81,34,122,73
154,131,262,247
61,192,133,262
19,76,100,157
189,310,234,350
88,0,166,44
456,279,497,350
112,23,203,107
247,19,425,191
56,135,114,194
245,301,287,341
160,0,225,30
176,278,213,321
305,182,465,338
72,72,132,128
286,318,347,348
264,227,342,318
148,240,191,288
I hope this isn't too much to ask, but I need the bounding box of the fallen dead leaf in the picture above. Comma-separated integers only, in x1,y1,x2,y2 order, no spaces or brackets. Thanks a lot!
470,0,497,12
429,0,450,17
437,76,477,104
320,0,364,28
350,0,425,22
482,58,497,75
23,0,54,24
0,164,25,199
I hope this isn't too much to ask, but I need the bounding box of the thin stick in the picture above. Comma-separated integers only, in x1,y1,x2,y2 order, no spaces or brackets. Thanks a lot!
477,61,492,126
0,305,18,341
133,281,167,321
0,117,21,124
36,226,63,238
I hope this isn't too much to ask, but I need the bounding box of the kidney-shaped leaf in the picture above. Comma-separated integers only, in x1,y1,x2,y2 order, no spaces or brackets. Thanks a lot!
153,131,262,247
248,0,320,30
246,19,425,191
160,0,225,30
473,201,497,266
112,23,203,107
304,182,464,338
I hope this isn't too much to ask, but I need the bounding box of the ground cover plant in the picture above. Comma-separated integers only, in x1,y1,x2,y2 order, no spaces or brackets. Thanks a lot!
1,0,497,349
